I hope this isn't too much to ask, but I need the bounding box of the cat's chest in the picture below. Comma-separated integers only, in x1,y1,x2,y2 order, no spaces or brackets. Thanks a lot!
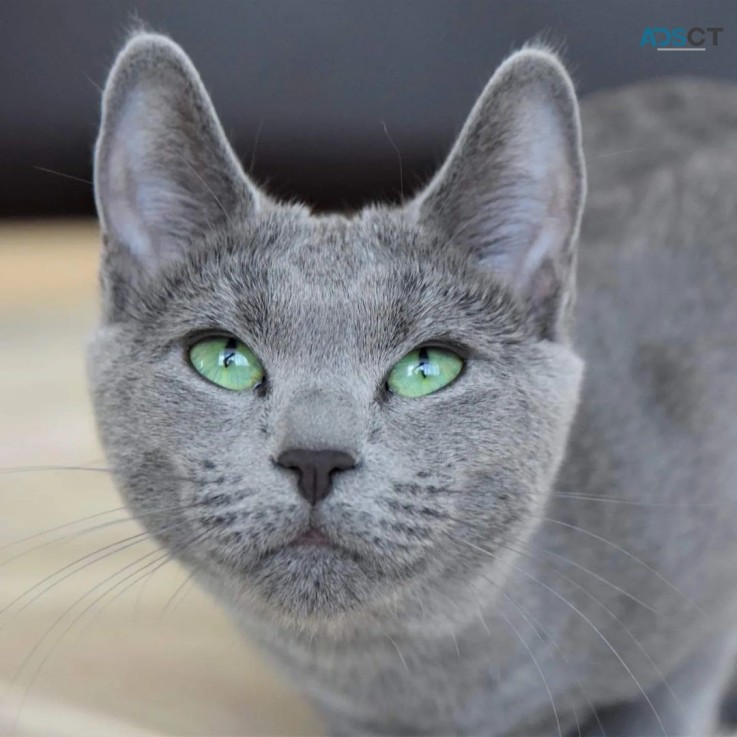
240,609,569,734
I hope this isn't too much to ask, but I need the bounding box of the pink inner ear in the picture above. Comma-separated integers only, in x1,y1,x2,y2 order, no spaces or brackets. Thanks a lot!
99,86,165,262
405,50,583,340
528,256,560,308
410,65,582,294
104,139,152,261
95,34,262,279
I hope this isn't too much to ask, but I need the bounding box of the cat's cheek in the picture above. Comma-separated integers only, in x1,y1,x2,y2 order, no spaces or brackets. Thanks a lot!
524,341,586,488
132,357,270,453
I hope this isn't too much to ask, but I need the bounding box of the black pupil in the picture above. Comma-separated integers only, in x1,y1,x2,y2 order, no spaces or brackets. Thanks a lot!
418,347,430,378
222,338,239,368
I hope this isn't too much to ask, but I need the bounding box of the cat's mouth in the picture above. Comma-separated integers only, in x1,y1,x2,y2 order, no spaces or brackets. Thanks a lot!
191,510,435,621
289,526,332,547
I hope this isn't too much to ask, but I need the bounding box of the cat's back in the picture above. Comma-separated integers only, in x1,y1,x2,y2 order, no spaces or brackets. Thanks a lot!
574,76,737,479
579,76,737,318
578,77,737,336
527,79,737,707
550,77,737,654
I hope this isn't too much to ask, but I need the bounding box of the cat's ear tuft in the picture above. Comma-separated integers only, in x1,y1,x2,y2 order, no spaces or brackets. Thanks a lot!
94,32,259,282
408,47,586,339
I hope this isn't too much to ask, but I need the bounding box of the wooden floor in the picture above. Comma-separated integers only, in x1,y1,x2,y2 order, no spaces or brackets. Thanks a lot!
0,221,320,735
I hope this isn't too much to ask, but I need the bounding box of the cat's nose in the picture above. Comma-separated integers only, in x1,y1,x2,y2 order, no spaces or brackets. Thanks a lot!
276,448,357,505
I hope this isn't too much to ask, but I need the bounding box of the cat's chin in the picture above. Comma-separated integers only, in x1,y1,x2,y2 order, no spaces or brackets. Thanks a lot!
246,545,380,621
214,538,426,626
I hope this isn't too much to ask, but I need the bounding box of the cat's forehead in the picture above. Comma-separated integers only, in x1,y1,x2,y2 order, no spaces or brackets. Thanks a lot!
140,207,527,357
214,208,428,308
244,210,519,330
262,208,417,284
225,210,449,350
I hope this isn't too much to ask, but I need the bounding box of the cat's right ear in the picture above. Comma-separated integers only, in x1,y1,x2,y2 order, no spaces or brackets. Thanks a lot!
94,33,259,314
406,47,585,340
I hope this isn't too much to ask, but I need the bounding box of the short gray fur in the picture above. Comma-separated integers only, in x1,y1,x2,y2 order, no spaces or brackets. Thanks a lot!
88,32,737,736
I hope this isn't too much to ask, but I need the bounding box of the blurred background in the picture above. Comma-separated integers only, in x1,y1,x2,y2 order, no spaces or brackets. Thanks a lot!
2,0,737,216
1,1,736,734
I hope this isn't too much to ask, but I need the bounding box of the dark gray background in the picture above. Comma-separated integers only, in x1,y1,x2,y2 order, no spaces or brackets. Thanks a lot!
2,0,736,215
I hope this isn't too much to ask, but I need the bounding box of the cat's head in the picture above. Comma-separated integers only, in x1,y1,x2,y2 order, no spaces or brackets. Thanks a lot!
89,33,585,633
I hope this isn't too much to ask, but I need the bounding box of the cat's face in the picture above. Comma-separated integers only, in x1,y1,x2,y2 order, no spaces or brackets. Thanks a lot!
89,34,585,630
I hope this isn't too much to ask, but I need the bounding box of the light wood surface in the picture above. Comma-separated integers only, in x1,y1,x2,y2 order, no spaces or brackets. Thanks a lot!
0,221,321,736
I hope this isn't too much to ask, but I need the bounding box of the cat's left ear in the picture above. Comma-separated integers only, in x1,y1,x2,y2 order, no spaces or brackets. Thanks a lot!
408,47,586,340
94,32,260,295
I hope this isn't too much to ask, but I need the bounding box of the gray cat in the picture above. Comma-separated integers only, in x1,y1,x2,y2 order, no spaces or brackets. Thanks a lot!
88,31,737,736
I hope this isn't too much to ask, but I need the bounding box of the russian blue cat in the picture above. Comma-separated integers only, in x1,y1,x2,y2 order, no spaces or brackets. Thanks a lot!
88,32,737,736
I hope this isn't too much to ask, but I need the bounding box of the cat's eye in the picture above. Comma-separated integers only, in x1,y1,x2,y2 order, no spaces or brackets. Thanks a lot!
189,336,264,391
386,347,464,398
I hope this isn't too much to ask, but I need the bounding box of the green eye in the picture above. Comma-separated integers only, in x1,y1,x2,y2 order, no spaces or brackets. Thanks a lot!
387,347,464,398
189,337,264,391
